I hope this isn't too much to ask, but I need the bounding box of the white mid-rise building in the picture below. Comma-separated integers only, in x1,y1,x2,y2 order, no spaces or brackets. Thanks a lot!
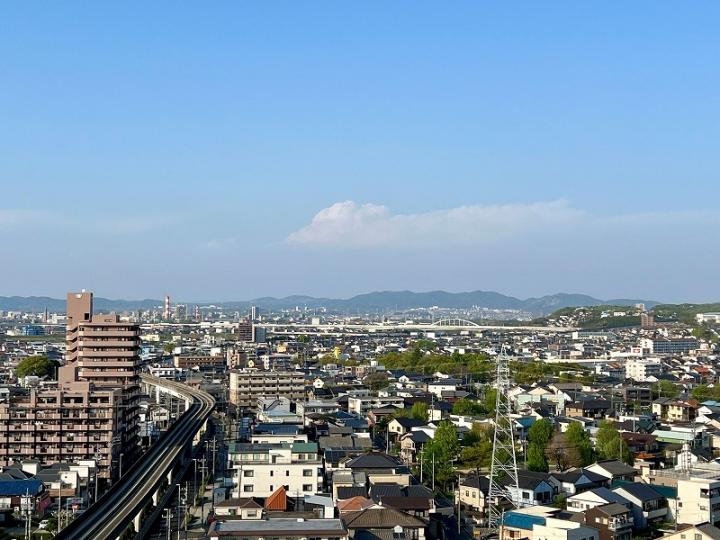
625,358,663,382
228,441,323,499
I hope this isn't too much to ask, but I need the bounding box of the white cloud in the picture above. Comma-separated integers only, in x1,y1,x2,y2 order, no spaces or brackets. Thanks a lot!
286,200,585,247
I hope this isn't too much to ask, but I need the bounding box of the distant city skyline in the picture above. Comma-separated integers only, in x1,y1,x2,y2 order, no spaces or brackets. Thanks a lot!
2,3,719,302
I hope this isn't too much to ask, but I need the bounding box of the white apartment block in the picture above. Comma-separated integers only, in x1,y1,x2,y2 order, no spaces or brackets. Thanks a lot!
625,358,663,382
347,395,404,415
228,441,323,499
676,477,720,526
646,467,720,527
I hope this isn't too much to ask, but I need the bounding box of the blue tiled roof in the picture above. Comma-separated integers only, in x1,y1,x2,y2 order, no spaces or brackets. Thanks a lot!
0,479,44,496
502,512,546,530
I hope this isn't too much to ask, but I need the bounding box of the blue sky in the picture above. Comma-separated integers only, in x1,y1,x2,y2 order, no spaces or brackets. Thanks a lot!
1,2,718,302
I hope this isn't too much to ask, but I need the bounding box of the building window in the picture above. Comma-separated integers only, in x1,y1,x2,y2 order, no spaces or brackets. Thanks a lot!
695,535,702,540
243,470,254,477
303,484,313,491
243,485,253,492
304,469,313,477
286,470,290,476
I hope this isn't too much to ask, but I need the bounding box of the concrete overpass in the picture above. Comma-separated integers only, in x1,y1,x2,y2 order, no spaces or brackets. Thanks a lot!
55,374,215,540
257,319,576,334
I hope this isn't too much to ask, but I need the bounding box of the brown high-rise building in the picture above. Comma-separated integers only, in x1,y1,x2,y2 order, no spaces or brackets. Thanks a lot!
0,292,141,482
0,364,123,480
65,291,142,471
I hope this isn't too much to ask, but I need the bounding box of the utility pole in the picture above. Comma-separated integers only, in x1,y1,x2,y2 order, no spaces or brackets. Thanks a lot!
176,483,181,540
488,349,519,531
211,438,218,515
192,459,199,507
419,447,424,483
432,450,435,493
457,471,462,534
184,480,189,540
163,508,172,540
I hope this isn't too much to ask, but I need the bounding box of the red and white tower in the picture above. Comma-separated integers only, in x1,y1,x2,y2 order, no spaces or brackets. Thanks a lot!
163,295,171,320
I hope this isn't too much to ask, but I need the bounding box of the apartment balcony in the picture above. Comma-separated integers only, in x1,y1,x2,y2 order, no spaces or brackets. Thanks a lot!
79,339,138,347
608,518,633,531
37,437,62,444
79,350,138,358
79,327,139,336
644,508,667,520
78,369,135,379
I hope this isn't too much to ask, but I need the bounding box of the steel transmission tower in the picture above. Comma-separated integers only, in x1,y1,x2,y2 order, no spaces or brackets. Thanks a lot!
487,349,519,531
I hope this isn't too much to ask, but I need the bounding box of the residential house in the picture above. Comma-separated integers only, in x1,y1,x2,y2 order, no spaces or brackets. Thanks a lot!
215,497,263,518
566,487,631,513
549,468,609,496
504,470,556,507
653,523,720,540
578,503,633,540
458,474,489,514
342,507,428,540
652,399,699,423
585,461,638,483
368,484,435,518
399,431,431,465
388,418,427,441
612,483,668,529
565,399,612,420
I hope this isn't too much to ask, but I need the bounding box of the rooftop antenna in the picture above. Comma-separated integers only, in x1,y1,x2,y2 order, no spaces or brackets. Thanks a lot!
488,345,519,531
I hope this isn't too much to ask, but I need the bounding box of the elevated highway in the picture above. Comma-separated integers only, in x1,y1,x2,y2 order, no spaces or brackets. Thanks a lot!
257,320,576,334
56,374,215,540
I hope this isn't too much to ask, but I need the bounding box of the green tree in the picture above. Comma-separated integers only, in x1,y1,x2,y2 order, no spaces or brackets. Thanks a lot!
422,421,460,492
545,431,581,471
163,342,175,354
565,422,595,466
397,402,429,422
16,356,57,379
528,419,554,447
692,384,712,402
452,398,485,416
655,380,680,399
595,420,632,464
460,440,493,470
527,442,549,472
319,354,338,366
483,387,498,414
363,372,389,391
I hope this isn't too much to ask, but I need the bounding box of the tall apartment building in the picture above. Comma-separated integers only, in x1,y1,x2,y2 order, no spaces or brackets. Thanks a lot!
227,441,323,498
0,364,122,480
0,292,140,482
65,291,142,469
229,370,305,408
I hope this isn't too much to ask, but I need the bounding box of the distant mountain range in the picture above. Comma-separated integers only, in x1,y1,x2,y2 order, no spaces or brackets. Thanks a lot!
0,290,660,316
